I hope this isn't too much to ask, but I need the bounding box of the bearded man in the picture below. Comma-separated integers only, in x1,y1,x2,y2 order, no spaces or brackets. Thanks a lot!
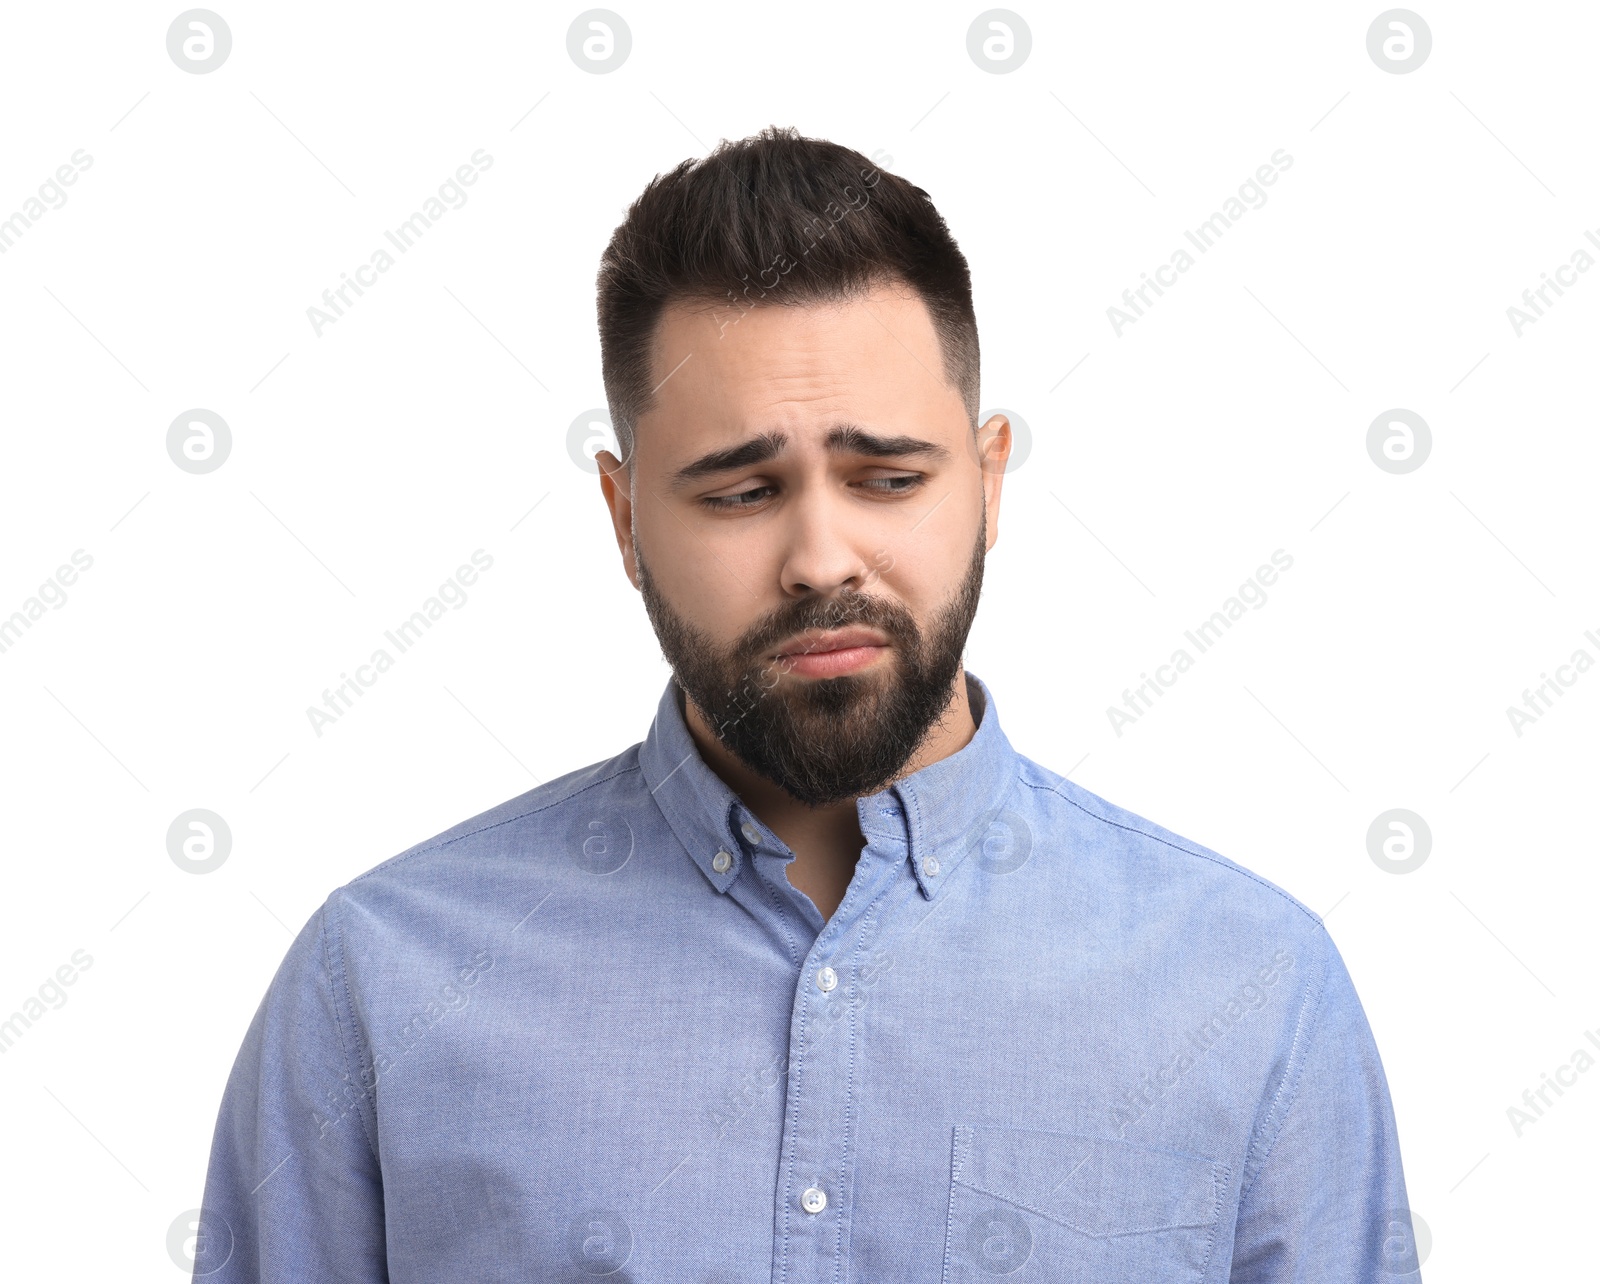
193,126,1419,1284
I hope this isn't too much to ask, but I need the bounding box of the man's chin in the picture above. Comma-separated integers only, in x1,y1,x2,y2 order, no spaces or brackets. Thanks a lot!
706,657,956,807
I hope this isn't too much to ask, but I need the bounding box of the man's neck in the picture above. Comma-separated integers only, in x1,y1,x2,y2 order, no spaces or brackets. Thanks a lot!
680,673,978,920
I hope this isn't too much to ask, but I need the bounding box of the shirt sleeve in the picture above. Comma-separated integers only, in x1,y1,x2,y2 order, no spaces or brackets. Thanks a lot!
191,894,388,1282
1225,926,1422,1283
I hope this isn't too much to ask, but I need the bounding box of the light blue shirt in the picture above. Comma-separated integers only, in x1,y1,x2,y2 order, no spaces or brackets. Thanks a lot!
194,673,1418,1281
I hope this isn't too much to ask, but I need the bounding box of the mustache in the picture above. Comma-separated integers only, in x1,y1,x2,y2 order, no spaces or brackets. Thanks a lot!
734,592,916,665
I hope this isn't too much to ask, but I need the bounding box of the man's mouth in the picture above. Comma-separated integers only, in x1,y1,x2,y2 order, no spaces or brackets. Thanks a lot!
771,627,891,679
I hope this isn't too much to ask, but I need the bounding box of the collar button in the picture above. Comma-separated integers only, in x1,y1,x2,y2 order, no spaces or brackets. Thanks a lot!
711,849,733,874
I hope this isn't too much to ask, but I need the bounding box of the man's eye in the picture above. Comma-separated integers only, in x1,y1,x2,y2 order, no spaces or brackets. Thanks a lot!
858,475,924,495
701,485,775,511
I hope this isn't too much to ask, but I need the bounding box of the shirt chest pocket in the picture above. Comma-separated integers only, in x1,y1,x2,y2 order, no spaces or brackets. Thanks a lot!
941,1125,1229,1283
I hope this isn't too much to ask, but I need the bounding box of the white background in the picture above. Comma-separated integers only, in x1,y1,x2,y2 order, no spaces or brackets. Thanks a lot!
1,1,1595,1278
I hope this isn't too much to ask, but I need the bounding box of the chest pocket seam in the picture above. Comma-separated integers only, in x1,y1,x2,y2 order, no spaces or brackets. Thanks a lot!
945,1124,1232,1281
952,1173,1227,1240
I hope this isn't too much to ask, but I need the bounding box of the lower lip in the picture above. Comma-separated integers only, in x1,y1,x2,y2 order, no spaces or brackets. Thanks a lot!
778,645,888,678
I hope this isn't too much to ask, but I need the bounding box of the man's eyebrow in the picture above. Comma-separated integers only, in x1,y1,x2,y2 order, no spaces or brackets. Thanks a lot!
670,431,789,488
826,424,951,462
668,424,951,490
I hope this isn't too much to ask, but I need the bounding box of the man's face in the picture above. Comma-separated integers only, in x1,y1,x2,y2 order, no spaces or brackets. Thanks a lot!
598,280,1010,806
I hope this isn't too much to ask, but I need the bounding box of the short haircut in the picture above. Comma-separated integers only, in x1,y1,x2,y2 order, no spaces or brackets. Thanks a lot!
595,125,981,463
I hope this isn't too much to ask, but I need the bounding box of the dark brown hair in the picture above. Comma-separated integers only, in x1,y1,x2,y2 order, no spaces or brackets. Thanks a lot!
595,125,980,461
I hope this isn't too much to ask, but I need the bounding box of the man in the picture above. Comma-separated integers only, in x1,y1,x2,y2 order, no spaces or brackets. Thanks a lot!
194,126,1420,1282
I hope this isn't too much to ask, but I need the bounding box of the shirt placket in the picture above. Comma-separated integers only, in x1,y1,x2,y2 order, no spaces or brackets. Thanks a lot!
758,817,909,1284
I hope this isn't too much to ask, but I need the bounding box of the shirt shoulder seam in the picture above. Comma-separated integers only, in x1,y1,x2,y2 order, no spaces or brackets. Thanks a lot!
1020,776,1323,927
1236,926,1337,1205
319,895,382,1165
341,761,642,889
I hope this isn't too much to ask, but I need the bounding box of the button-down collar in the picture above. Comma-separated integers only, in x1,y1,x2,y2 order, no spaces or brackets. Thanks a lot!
637,670,1021,902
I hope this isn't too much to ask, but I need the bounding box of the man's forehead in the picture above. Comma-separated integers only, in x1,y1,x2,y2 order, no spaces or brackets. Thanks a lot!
644,287,954,434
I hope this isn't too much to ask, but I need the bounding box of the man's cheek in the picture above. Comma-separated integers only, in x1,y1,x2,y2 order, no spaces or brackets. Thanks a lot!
860,549,895,589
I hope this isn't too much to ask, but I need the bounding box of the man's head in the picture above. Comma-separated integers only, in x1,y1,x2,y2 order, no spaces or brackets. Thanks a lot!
594,126,1011,807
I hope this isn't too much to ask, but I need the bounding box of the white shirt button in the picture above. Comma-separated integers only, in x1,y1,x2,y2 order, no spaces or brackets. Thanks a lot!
711,850,732,873
925,856,941,876
816,966,837,992
740,821,761,844
800,1186,827,1214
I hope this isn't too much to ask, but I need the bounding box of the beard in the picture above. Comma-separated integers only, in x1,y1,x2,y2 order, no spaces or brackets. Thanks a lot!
635,517,987,808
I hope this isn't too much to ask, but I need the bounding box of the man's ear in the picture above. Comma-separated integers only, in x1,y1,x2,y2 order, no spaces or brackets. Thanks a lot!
975,414,1012,551
595,449,640,588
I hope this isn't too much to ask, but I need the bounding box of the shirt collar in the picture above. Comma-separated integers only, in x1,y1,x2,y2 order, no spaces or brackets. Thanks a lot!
637,670,1022,903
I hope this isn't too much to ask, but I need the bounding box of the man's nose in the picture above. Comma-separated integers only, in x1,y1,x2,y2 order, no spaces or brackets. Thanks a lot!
777,491,868,598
